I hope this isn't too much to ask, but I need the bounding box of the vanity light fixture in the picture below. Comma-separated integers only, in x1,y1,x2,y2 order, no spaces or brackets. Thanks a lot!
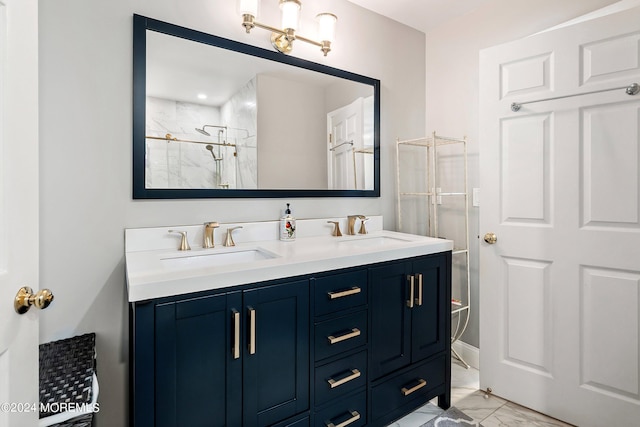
238,0,337,56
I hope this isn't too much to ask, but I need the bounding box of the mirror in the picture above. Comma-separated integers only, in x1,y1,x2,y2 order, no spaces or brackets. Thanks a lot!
133,15,380,199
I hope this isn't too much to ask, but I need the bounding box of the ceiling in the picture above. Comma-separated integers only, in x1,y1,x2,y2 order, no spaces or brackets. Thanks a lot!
346,0,494,34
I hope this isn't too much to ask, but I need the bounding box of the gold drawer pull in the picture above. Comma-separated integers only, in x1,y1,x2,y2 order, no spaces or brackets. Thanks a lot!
328,286,361,300
232,309,240,359
326,410,360,427
248,307,256,355
327,368,361,389
406,275,415,308
328,328,361,345
415,273,423,306
401,378,427,396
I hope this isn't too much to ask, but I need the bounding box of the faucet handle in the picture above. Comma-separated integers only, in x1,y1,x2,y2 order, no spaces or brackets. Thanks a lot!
168,230,191,251
327,221,342,237
224,226,243,247
204,221,220,229
358,217,369,234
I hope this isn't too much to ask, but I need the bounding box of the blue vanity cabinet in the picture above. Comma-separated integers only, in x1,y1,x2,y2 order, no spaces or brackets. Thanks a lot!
312,269,369,427
132,278,309,427
154,292,242,427
242,280,310,426
131,251,451,427
369,252,452,425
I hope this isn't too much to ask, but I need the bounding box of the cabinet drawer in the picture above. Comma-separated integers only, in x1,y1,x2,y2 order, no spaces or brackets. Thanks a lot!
314,270,368,317
272,414,310,427
315,351,367,406
314,390,366,427
315,311,367,361
371,354,446,421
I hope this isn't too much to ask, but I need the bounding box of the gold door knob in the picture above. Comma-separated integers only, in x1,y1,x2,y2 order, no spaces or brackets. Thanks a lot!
14,286,54,315
484,233,497,244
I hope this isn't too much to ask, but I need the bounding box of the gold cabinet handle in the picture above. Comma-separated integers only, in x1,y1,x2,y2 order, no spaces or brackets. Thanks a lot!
327,368,361,389
406,275,415,308
14,287,54,315
328,286,361,300
415,273,423,306
401,378,427,396
232,309,240,359
328,328,361,345
248,307,256,355
326,410,360,427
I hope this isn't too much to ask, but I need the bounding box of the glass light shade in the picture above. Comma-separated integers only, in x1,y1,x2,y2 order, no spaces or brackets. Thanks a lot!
316,13,337,42
238,0,259,17
280,0,301,31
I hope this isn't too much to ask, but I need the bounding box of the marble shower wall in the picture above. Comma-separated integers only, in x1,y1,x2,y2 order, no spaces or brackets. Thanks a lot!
145,77,257,189
221,77,258,189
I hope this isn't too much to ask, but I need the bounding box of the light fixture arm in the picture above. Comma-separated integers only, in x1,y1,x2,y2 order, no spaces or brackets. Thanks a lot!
295,34,332,56
240,5,335,56
243,14,283,35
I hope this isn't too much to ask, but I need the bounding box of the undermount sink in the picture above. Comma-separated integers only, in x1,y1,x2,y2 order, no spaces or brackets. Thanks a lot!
338,236,411,248
161,248,278,270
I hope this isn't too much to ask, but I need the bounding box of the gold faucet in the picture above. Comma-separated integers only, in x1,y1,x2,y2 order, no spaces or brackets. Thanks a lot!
347,215,367,235
224,226,243,247
203,222,219,248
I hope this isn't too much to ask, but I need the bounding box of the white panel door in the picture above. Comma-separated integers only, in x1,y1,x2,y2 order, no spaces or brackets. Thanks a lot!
479,7,640,427
0,0,40,425
327,98,363,190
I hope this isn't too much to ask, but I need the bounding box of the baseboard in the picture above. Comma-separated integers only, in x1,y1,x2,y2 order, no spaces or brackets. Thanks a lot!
452,340,479,370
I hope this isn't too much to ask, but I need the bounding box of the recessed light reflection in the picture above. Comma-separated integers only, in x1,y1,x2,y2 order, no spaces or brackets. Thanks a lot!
197,93,207,100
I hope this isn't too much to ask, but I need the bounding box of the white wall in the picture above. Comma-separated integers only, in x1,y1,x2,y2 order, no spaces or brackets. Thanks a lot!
424,0,620,348
38,1,425,425
257,74,327,188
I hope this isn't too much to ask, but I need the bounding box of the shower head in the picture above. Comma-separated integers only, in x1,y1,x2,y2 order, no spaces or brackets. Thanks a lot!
196,124,227,138
195,127,211,137
205,144,222,161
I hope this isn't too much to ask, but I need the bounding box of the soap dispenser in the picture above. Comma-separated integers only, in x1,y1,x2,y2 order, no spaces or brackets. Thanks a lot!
280,203,296,241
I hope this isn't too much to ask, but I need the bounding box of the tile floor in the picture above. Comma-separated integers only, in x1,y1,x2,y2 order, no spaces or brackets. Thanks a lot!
387,359,575,427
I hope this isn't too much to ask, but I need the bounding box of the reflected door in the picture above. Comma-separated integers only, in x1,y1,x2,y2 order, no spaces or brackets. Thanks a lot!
479,7,640,427
327,98,363,190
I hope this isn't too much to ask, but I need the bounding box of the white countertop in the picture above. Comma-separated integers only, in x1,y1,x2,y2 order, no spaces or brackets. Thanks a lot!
125,217,453,302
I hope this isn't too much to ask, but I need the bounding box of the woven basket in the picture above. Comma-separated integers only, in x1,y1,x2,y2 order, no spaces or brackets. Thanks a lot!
39,333,96,427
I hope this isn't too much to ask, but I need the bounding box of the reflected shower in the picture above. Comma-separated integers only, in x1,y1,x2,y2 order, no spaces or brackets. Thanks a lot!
205,144,223,161
195,124,227,137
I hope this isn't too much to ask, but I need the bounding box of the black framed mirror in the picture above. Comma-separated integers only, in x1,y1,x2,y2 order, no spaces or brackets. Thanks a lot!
133,15,380,199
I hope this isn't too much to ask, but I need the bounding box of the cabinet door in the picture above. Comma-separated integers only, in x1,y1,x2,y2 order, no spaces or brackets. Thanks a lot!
369,261,412,379
155,292,242,427
243,280,310,427
411,254,450,362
